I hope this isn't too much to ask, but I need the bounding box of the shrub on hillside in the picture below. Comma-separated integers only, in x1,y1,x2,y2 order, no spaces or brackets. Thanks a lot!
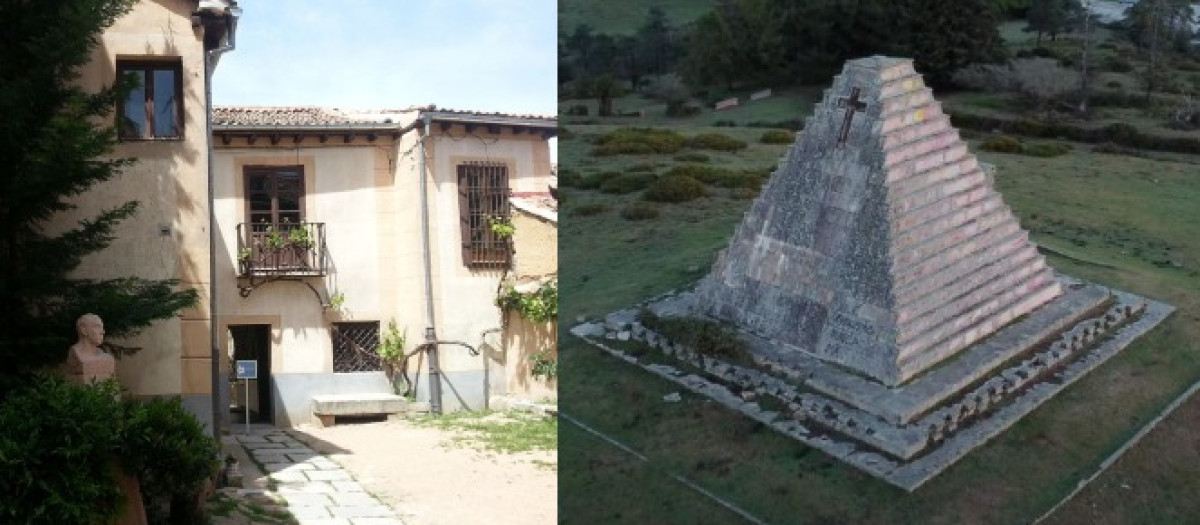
627,163,656,172
571,203,609,217
577,171,621,190
690,133,747,152
592,128,687,156
673,153,710,163
1022,142,1071,157
980,135,1023,153
600,173,657,194
759,130,795,144
643,175,708,203
620,202,661,221
557,169,582,188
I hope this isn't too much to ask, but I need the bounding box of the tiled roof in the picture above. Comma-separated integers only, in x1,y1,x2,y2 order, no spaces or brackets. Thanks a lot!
213,105,555,129
512,196,557,223
212,106,418,127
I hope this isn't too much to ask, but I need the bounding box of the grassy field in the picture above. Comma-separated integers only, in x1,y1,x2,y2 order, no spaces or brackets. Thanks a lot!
557,118,1200,523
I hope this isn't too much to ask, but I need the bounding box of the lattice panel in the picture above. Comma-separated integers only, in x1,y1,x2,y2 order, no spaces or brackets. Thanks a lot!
331,322,383,373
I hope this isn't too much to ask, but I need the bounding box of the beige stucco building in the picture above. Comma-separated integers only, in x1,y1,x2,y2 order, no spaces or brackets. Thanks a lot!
211,107,557,425
61,0,240,430
66,0,555,431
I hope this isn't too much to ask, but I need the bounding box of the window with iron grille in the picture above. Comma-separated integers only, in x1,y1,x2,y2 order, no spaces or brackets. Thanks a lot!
116,60,182,140
457,161,511,268
331,322,383,373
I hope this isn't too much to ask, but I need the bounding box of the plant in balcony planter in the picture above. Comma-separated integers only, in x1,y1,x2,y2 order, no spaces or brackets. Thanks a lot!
288,224,315,250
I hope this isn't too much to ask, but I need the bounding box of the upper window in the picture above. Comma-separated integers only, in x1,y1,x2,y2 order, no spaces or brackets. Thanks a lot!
245,166,305,227
457,161,511,268
117,60,182,140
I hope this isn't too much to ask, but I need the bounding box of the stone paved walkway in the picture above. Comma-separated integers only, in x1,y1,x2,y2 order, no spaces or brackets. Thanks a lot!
233,427,405,525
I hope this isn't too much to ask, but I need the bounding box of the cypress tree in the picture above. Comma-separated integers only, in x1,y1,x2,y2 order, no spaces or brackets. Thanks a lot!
0,0,199,385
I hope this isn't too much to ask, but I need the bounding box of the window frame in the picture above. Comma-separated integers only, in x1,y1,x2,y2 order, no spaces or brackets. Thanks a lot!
457,161,512,268
330,321,383,373
116,59,184,141
243,166,306,228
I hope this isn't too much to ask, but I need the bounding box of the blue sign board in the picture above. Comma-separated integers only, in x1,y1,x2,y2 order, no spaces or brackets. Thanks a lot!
235,360,258,380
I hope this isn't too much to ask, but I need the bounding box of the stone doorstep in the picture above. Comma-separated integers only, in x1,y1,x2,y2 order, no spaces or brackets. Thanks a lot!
582,280,1173,491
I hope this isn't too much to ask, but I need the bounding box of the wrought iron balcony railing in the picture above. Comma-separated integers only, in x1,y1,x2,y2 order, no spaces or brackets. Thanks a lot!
236,222,328,277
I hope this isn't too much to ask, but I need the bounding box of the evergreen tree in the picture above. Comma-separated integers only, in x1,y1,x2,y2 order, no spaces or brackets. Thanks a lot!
0,0,199,383
901,0,1008,88
1027,0,1083,46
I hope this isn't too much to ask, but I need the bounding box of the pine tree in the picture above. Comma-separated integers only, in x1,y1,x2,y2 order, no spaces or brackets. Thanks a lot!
901,0,1009,88
0,0,199,383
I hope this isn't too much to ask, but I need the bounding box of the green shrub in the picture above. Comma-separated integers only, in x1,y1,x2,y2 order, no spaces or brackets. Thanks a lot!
690,133,748,152
121,397,219,524
577,171,621,190
713,120,739,127
0,377,220,525
557,169,582,188
759,130,795,144
644,175,708,203
620,202,661,221
0,377,126,524
600,173,657,194
627,163,656,172
673,153,710,163
592,128,687,156
980,135,1023,153
1022,142,1071,157
571,203,609,216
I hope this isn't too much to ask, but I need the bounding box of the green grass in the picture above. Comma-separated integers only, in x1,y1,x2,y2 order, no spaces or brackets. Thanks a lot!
409,410,557,454
559,122,1200,523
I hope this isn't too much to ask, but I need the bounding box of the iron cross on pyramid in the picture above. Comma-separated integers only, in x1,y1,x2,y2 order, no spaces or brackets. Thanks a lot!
836,86,868,147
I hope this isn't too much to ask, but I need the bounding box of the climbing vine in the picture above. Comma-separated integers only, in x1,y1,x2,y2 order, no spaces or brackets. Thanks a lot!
529,348,557,381
496,279,557,323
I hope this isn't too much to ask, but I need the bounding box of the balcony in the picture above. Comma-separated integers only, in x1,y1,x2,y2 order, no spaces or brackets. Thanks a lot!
236,222,328,277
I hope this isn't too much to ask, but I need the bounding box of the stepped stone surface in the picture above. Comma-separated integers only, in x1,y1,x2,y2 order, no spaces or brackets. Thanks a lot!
694,56,1061,386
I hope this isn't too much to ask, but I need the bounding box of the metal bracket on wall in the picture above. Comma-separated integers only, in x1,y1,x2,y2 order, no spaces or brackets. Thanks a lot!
236,276,329,308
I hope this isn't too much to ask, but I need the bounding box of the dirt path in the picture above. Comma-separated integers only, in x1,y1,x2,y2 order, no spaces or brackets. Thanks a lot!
287,418,557,525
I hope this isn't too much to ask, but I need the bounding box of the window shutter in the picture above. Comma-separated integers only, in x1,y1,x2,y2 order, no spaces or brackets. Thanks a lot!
457,165,472,265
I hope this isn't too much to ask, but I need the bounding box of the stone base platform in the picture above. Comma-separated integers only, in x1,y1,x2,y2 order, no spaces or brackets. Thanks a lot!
569,275,1173,491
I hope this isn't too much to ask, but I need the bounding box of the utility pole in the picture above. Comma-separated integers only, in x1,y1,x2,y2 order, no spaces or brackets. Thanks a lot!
1079,0,1093,115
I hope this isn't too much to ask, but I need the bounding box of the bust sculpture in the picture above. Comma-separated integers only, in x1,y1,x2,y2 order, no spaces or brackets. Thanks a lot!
65,313,115,384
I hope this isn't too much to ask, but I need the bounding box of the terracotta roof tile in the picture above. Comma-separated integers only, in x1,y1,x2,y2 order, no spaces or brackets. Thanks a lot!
213,105,555,128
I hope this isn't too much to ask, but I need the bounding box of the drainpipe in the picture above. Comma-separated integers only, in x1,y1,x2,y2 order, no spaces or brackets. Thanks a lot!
417,114,443,415
480,327,503,411
205,4,241,439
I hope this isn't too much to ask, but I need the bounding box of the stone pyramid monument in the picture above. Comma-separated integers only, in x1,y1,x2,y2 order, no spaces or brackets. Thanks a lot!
576,56,1171,489
694,56,1062,386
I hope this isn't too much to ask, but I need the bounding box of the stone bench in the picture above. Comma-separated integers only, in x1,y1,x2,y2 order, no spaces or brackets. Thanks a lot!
311,393,407,427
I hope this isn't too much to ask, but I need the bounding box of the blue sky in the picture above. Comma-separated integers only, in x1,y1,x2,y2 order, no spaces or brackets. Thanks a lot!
212,0,557,158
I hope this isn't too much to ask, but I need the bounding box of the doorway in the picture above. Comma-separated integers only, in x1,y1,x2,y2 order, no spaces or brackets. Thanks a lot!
229,325,272,424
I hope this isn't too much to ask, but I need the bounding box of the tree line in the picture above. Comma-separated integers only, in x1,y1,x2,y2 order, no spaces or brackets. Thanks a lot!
559,0,1200,114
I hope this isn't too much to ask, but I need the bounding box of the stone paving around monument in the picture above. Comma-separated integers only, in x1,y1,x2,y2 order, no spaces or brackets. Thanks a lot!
569,276,1174,491
219,427,404,525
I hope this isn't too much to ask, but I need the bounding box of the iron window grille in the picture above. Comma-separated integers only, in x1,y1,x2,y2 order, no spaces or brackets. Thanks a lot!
457,161,511,268
331,322,383,373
